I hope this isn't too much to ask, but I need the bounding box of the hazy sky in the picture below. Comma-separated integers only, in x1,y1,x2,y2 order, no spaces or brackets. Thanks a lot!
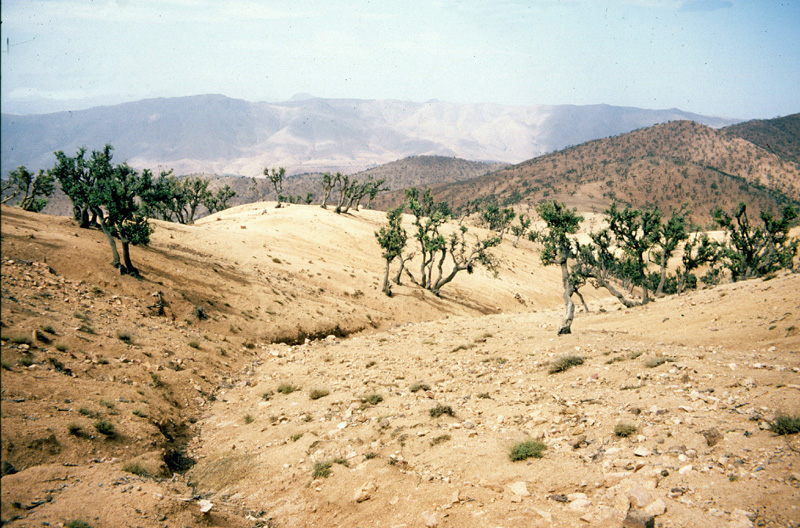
1,0,798,118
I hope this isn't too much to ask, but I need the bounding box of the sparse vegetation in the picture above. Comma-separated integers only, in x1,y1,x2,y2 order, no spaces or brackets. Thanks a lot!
410,383,430,393
117,331,133,344
243,414,255,424
64,520,93,528
362,393,383,405
614,423,637,437
122,462,151,477
509,440,546,461
549,354,584,373
94,420,116,437
277,383,300,395
312,460,332,479
645,356,675,368
770,414,800,435
429,405,455,418
309,388,329,400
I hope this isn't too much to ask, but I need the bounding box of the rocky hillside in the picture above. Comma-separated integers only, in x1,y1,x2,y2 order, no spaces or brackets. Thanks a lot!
1,204,798,527
1,95,738,177
376,120,800,226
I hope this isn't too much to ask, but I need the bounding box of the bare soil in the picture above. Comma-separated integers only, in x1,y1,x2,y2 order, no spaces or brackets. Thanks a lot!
1,203,798,528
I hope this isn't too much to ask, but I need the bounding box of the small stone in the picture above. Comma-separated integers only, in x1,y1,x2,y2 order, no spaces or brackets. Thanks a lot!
507,481,530,496
701,428,724,447
627,484,653,509
644,498,667,516
198,499,213,514
634,447,651,457
623,509,655,528
422,510,438,527
354,481,377,503
568,497,592,511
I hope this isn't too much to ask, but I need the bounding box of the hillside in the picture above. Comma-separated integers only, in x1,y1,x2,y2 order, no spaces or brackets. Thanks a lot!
1,95,738,177
1,205,799,527
2,204,799,527
723,113,800,165
377,120,800,226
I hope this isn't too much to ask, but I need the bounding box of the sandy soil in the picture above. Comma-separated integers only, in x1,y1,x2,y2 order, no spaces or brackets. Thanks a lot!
1,203,798,528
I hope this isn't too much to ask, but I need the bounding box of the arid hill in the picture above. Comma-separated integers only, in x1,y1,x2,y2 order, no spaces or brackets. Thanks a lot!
375,120,800,226
1,203,799,528
723,113,800,165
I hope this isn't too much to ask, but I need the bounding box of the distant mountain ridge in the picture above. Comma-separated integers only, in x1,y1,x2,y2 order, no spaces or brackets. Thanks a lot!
374,119,800,225
1,94,739,177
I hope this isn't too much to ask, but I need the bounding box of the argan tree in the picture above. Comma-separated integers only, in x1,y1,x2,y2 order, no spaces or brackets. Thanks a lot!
606,203,661,304
51,146,98,227
264,167,286,207
536,201,583,334
203,184,237,214
93,162,154,276
510,213,535,248
713,202,798,281
481,200,516,235
402,187,499,296
375,205,408,296
650,209,688,296
1,166,55,212
320,172,336,209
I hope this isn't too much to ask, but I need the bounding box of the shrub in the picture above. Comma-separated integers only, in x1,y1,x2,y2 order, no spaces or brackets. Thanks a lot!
312,460,332,478
55,344,69,352
18,355,34,367
94,420,116,437
410,383,430,393
362,393,383,405
291,433,303,442
65,521,93,528
332,457,349,467
10,335,33,345
549,355,584,373
188,340,200,349
431,434,451,446
132,409,147,418
309,388,330,400
429,405,455,418
364,452,377,460
117,331,133,344
262,391,273,401
35,329,52,344
122,462,150,477
509,440,546,461
277,383,299,395
41,325,57,335
614,423,637,437
243,414,254,424
477,392,491,399
770,414,800,435
645,356,675,368
68,423,87,437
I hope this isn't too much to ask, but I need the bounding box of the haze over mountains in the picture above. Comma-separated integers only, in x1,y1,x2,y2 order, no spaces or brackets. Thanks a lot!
0,94,739,177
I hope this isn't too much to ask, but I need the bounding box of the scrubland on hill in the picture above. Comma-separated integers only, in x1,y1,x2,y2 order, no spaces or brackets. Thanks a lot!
1,201,799,528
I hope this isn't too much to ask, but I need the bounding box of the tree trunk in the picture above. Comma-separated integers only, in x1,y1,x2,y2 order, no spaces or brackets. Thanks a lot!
382,259,392,297
596,276,639,308
513,232,523,248
575,289,590,312
656,251,667,296
558,259,575,334
97,214,122,272
121,240,139,277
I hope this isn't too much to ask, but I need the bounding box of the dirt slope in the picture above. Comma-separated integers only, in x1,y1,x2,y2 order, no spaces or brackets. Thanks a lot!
1,204,799,527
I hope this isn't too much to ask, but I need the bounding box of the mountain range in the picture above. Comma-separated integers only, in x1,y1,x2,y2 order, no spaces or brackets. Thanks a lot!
1,94,739,177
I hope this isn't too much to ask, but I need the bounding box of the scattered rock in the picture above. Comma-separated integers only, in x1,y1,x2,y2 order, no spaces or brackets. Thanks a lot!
421,510,438,527
701,428,723,447
354,481,377,503
627,484,653,509
644,498,666,516
507,481,530,497
633,446,651,457
623,509,655,528
198,499,213,514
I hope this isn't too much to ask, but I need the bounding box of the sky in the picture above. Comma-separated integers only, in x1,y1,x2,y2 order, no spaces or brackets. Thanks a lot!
1,0,798,119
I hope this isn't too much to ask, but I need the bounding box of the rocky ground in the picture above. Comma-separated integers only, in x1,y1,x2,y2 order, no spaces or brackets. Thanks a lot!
1,204,798,527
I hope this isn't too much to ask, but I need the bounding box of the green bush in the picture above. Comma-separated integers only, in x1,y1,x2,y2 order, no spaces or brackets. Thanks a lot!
362,393,383,405
94,420,116,437
312,460,332,479
277,383,299,395
770,414,800,435
509,440,546,461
